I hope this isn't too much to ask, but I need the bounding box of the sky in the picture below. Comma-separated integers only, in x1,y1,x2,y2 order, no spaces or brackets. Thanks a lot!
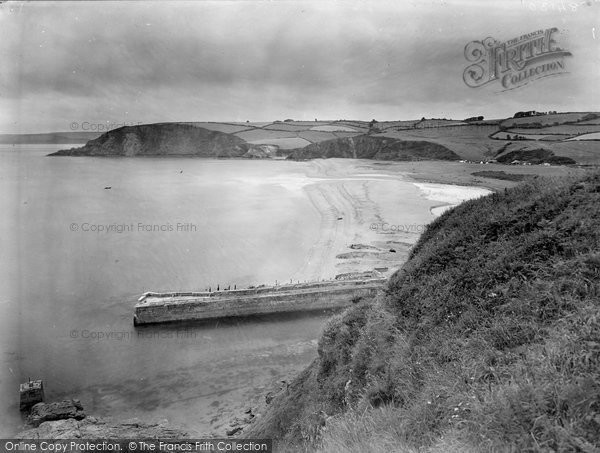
0,0,598,133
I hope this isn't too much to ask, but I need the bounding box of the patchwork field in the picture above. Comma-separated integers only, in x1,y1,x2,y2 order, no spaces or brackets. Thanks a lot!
375,125,502,161
234,129,298,141
491,132,566,141
231,121,363,146
185,122,254,133
486,114,600,161
219,114,599,164
263,123,316,131
246,137,312,149
568,132,600,141
507,125,600,135
310,125,358,132
500,112,595,128
26,113,598,165
298,130,343,143
578,119,600,125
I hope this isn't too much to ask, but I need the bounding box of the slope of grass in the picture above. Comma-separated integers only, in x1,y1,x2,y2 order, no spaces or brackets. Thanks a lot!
500,113,598,128
471,170,535,182
496,148,577,165
508,125,600,135
249,172,600,452
376,125,505,162
287,135,460,161
568,133,600,141
246,137,311,149
540,141,600,165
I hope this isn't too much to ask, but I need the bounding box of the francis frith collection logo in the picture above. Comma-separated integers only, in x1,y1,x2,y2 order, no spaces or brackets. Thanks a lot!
463,27,572,90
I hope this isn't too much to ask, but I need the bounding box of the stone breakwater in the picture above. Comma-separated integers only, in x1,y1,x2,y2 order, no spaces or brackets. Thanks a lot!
133,278,387,325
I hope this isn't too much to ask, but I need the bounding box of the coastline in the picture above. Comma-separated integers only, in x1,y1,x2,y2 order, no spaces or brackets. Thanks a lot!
196,159,504,437
13,157,573,438
207,159,518,438
182,159,502,437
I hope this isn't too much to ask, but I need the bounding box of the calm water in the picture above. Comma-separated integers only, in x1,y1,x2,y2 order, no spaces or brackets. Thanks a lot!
0,145,332,435
0,145,472,436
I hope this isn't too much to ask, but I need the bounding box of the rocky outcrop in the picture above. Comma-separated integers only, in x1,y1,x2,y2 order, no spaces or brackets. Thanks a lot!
240,144,281,159
287,135,460,161
28,400,85,427
49,123,247,157
17,417,188,439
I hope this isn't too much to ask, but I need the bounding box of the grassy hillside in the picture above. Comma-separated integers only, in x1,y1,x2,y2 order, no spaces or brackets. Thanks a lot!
248,172,600,452
49,123,247,157
375,113,600,164
11,112,598,164
287,135,460,161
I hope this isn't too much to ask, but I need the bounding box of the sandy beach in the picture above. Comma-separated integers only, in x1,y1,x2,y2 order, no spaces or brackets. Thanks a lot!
288,159,494,283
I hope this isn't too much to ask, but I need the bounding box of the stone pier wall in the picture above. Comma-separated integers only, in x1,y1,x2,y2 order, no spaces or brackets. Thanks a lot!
134,279,386,325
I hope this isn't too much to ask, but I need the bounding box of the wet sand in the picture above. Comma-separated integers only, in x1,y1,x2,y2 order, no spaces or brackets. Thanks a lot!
289,159,494,282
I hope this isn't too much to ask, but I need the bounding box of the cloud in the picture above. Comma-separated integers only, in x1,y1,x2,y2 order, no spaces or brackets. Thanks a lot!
0,0,597,132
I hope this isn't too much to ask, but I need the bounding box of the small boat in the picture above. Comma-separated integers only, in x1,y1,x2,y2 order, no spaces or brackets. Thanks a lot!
20,378,45,411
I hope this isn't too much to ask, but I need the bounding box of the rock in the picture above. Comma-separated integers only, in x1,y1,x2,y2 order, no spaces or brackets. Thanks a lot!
28,400,86,427
17,417,188,438
242,144,280,159
226,426,243,436
265,392,275,405
349,244,379,250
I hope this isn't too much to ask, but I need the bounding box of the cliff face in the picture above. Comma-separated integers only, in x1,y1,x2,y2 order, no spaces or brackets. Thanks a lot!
49,124,460,162
49,123,247,157
287,135,460,161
